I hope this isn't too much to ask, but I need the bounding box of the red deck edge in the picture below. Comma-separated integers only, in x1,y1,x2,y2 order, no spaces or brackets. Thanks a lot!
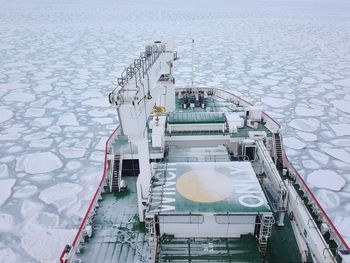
284,154,350,251
59,126,119,263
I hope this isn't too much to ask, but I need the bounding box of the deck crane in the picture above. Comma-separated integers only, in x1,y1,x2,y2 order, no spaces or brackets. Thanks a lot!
109,41,177,221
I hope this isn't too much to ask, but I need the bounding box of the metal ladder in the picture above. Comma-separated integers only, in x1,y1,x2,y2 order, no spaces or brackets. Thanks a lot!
274,133,283,169
111,155,122,192
259,215,274,255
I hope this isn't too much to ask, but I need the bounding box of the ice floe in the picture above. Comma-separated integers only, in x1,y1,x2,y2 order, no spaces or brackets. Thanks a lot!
331,100,350,114
24,108,45,118
0,179,16,207
59,147,86,158
0,164,9,178
13,185,38,199
18,152,63,174
329,124,350,136
322,148,350,164
21,228,75,263
56,112,79,126
308,150,329,165
261,97,291,108
316,189,340,209
288,118,320,132
0,108,14,123
3,91,35,102
296,131,317,142
39,182,83,209
283,137,306,150
307,170,345,191
0,214,14,232
295,106,323,117
82,97,109,107
0,247,19,262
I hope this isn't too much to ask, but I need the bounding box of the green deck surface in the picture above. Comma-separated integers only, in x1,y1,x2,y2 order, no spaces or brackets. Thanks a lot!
157,234,262,263
75,177,151,263
168,112,226,124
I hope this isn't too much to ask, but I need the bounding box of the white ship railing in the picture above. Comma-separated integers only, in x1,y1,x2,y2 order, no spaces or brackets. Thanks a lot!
59,126,120,263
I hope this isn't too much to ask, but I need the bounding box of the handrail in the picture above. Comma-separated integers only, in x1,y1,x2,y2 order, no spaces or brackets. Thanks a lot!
59,126,120,263
284,152,350,252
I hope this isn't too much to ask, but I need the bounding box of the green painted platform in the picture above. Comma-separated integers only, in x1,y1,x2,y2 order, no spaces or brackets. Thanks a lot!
148,162,271,214
157,234,262,263
168,112,226,124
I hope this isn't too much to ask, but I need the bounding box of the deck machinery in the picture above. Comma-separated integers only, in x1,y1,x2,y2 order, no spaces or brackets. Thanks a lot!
60,42,350,263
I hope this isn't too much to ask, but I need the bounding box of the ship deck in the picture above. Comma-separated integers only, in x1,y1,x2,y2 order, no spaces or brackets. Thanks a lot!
75,177,152,263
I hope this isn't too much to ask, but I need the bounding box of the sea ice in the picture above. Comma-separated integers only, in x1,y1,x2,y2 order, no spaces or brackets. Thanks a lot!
333,78,350,87
39,182,82,206
0,247,19,262
295,106,323,117
283,137,306,150
66,161,82,170
0,179,16,207
302,160,321,169
331,138,350,147
329,124,350,136
24,108,45,118
261,97,291,108
32,117,53,127
59,147,86,158
296,131,317,142
322,148,350,164
20,152,63,174
29,139,53,148
0,108,13,123
0,164,9,178
82,97,109,107
20,200,44,218
95,137,108,151
307,170,345,191
23,131,50,141
13,185,38,199
89,151,105,162
316,189,340,209
288,118,320,132
88,109,108,117
331,100,350,114
91,117,113,124
56,112,79,126
3,91,35,102
21,228,75,263
0,213,14,232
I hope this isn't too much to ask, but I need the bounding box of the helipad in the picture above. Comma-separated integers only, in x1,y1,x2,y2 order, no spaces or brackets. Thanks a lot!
148,161,271,214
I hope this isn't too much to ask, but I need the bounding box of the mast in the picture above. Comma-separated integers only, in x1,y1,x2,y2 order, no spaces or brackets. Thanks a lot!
109,41,177,221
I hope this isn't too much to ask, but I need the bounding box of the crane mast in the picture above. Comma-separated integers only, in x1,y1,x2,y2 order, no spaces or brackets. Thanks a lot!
109,41,177,221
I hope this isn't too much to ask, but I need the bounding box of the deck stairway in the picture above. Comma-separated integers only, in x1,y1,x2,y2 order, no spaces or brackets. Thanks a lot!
111,155,122,192
156,235,261,263
274,133,283,170
258,215,274,255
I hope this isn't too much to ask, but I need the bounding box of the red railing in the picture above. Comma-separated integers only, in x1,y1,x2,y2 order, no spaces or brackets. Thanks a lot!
59,126,120,263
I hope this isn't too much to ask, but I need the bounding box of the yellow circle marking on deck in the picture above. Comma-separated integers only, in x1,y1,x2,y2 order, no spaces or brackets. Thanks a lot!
176,169,232,203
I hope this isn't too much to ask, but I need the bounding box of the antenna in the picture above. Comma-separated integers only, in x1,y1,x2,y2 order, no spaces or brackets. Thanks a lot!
191,39,194,88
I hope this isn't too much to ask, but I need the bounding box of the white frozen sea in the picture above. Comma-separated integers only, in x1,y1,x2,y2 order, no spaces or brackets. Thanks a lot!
1,0,350,261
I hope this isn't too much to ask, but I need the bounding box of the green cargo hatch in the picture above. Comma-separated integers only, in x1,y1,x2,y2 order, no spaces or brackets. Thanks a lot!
168,112,226,124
